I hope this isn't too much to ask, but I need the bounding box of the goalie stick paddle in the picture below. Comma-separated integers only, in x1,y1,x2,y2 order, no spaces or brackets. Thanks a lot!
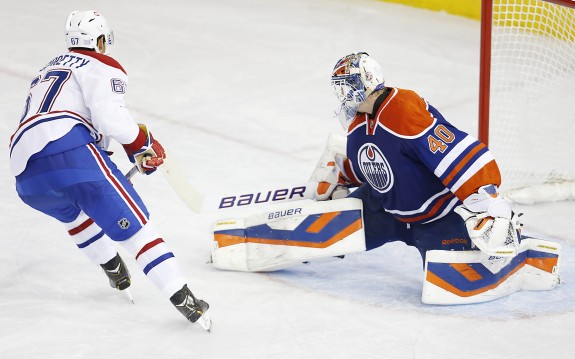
125,153,315,214
202,182,314,212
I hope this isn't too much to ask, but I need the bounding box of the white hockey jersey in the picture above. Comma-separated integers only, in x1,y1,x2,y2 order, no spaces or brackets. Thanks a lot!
9,50,139,176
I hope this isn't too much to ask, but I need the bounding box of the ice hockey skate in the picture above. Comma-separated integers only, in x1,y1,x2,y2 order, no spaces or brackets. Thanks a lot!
100,253,134,303
170,284,212,331
101,253,131,290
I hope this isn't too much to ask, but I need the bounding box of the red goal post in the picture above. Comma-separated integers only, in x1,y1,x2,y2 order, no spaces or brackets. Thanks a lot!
478,0,575,204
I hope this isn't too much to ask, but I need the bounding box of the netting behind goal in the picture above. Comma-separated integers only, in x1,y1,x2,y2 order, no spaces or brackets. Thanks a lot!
479,0,575,204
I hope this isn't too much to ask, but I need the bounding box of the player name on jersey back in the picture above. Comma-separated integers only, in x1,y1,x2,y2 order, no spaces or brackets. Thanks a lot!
40,54,90,72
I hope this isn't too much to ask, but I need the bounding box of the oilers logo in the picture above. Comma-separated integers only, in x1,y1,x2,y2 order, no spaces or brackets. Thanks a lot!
357,143,394,193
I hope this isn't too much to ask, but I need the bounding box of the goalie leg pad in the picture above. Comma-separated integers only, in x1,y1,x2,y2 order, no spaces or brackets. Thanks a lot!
422,237,561,305
210,198,365,272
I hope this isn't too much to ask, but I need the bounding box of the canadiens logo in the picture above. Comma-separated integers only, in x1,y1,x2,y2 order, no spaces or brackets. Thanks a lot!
357,143,394,193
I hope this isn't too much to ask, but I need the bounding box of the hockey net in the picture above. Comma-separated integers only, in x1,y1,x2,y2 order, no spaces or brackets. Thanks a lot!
479,0,575,204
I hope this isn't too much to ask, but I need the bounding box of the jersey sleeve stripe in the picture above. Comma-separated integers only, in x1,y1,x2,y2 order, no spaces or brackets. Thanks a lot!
385,188,450,216
440,142,487,187
453,159,501,200
448,152,495,193
434,135,475,177
421,197,460,224
390,191,456,223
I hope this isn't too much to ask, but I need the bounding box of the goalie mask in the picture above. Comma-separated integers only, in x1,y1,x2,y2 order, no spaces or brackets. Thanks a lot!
65,10,114,55
331,52,385,130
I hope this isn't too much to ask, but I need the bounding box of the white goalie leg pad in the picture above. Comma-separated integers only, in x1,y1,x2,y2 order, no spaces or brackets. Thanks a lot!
422,237,561,305
210,198,365,272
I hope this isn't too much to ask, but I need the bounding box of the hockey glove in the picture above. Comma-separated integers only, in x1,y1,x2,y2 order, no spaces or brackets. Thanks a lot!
123,124,166,175
454,185,521,257
310,154,355,201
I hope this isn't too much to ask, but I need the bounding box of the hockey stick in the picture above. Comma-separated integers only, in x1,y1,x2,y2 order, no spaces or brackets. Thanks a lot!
126,160,314,213
202,182,314,212
125,154,204,213
125,133,345,213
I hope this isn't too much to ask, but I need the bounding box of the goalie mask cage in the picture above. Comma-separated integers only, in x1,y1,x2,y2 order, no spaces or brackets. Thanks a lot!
479,0,575,204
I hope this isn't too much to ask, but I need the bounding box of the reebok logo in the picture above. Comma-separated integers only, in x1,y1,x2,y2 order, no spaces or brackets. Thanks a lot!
442,238,469,246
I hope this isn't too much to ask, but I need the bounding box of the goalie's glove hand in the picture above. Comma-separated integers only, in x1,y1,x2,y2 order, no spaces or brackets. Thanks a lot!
310,154,353,201
454,185,522,257
123,124,166,175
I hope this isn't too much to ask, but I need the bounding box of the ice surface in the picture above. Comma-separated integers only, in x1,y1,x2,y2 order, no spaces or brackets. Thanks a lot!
1,0,573,358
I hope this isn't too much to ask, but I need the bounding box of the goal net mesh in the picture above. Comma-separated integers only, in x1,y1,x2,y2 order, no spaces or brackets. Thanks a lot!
487,0,575,204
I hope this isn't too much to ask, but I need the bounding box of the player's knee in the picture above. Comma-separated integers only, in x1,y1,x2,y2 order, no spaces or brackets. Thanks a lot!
117,223,159,256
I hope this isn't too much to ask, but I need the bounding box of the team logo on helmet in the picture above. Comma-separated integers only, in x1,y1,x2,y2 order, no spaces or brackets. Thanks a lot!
357,143,394,193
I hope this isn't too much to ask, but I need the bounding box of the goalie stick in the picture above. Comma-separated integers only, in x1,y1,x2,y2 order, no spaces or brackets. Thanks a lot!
125,133,344,213
125,155,315,214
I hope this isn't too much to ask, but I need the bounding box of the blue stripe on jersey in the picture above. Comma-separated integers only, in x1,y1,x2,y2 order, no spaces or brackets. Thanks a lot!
77,230,105,249
10,114,87,156
143,253,175,275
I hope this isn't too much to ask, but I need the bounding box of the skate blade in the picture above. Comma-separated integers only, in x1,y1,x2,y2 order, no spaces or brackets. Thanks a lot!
196,311,212,332
123,288,135,304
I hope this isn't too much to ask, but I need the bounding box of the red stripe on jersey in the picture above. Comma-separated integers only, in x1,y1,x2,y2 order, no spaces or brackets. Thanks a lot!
375,88,434,137
11,110,97,146
71,50,127,75
68,218,94,235
87,144,148,225
136,238,164,260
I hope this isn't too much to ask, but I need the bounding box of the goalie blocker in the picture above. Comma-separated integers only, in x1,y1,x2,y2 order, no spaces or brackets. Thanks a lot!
209,198,561,304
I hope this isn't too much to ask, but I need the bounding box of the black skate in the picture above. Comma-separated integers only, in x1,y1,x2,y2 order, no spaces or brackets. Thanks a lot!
100,253,131,290
170,284,211,331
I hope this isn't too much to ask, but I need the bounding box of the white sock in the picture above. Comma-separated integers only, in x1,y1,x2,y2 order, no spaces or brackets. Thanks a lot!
119,223,187,298
65,211,117,265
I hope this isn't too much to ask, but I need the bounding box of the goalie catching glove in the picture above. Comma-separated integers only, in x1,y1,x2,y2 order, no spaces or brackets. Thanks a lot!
454,185,521,257
310,154,358,201
123,124,166,175
309,134,361,201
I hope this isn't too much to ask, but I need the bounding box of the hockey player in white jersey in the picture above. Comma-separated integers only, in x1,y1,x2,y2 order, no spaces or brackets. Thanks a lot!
9,10,210,329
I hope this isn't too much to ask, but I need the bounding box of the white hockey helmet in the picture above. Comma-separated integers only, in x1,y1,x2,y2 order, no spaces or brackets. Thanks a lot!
331,52,385,130
65,10,114,54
